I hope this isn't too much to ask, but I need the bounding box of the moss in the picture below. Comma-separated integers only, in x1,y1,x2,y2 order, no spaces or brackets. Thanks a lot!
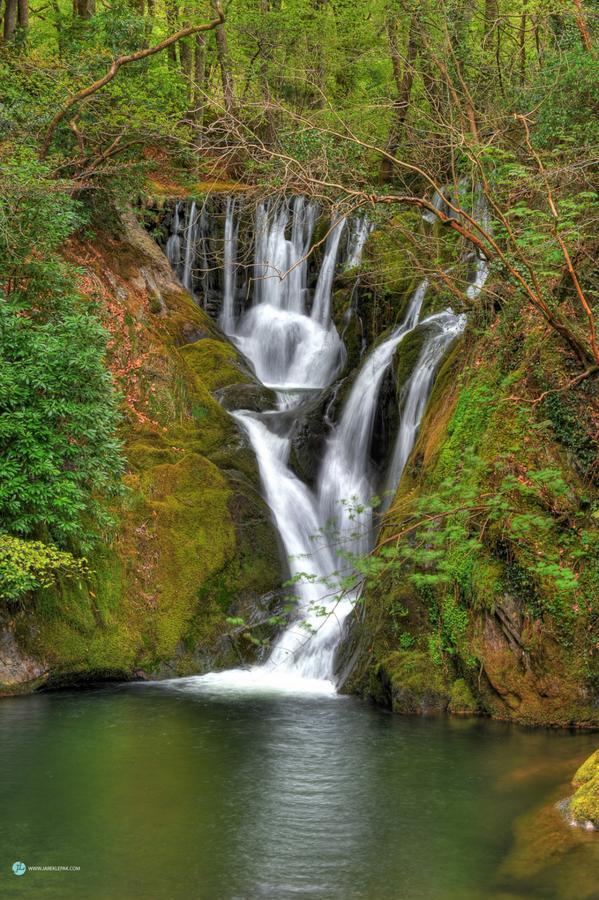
540,390,597,479
448,678,478,715
382,649,450,714
470,557,503,610
11,216,282,689
180,338,249,393
394,326,426,396
570,774,599,826
362,212,421,298
570,750,599,828
573,750,599,788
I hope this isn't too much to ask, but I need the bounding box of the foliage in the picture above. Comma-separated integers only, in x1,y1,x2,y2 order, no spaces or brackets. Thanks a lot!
0,148,123,559
0,534,88,602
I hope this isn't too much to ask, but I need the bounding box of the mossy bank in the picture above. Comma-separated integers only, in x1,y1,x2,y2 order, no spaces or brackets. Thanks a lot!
336,236,599,729
0,212,282,694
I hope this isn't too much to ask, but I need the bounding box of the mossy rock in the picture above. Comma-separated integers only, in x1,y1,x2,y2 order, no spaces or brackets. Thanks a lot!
180,338,251,393
570,779,599,827
448,678,479,715
570,752,599,828
570,780,599,828
573,749,599,787
394,325,427,397
382,650,450,715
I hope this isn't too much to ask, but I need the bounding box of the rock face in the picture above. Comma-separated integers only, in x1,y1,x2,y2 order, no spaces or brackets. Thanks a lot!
0,629,47,692
0,213,282,694
337,307,599,728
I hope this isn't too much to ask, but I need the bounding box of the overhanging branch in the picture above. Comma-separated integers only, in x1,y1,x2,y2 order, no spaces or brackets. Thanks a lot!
39,2,224,160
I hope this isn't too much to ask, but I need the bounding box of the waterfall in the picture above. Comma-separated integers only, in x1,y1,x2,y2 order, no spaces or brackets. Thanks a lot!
311,215,346,325
162,196,470,692
219,198,239,333
232,411,346,681
231,198,345,396
344,216,373,270
317,280,428,562
182,200,197,293
165,201,182,274
383,310,466,502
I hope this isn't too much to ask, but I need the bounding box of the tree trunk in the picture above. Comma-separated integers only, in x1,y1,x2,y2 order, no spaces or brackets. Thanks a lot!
3,0,18,40
179,2,193,96
572,0,592,51
74,0,95,19
309,0,327,107
212,0,233,113
192,32,206,128
519,7,526,85
483,0,499,47
17,0,28,30
380,12,419,183
259,0,277,144
165,0,178,65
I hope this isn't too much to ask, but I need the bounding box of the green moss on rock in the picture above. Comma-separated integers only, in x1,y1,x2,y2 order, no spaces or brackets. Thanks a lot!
382,650,450,715
570,751,599,827
448,678,478,715
10,214,282,689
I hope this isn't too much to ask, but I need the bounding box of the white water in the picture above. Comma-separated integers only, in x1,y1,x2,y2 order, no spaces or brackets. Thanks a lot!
165,201,182,275
384,310,466,502
182,200,197,292
229,199,345,399
219,197,239,332
345,215,374,270
164,197,477,693
317,280,428,563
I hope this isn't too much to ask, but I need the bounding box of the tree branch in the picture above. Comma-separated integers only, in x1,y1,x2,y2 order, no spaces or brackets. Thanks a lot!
39,3,225,159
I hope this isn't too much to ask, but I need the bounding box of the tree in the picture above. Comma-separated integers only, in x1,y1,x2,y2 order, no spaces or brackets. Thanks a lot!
0,151,124,548
380,7,420,183
73,0,95,19
212,0,234,113
2,0,18,41
39,2,225,158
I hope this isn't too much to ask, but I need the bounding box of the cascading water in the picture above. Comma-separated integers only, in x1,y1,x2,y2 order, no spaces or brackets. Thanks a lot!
165,201,182,275
227,198,345,399
219,197,239,333
317,280,428,564
162,196,480,693
182,200,197,293
383,310,467,503
344,216,374,270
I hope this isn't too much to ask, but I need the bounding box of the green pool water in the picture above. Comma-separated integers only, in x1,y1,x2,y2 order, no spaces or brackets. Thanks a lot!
1,679,597,899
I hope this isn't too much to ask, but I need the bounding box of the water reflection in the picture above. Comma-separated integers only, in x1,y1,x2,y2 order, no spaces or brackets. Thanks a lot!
0,686,596,899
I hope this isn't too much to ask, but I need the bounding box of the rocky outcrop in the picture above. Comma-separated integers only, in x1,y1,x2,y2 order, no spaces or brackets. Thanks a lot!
337,308,599,727
0,212,282,694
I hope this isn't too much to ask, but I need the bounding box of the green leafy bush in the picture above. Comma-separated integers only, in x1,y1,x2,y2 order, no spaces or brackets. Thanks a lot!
0,534,88,602
0,149,123,550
